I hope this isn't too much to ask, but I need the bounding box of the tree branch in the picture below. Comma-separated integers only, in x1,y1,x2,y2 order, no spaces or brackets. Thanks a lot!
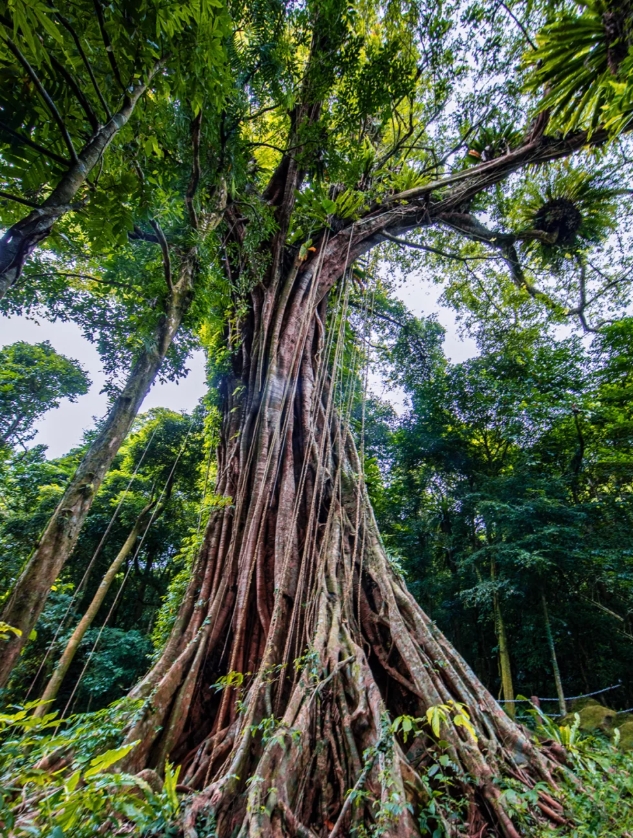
496,0,537,50
2,36,78,162
92,0,125,91
50,54,99,132
149,219,173,293
385,125,618,207
55,12,112,120
29,271,139,292
185,112,202,230
129,226,161,244
0,120,70,166
381,230,492,262
0,190,41,209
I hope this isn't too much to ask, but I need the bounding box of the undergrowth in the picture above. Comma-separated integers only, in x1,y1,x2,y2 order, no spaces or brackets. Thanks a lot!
0,699,181,837
524,707,633,838
2,698,633,836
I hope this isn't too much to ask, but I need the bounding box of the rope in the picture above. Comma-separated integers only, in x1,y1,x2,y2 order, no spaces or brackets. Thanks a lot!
497,681,623,704
24,423,159,701
60,419,195,718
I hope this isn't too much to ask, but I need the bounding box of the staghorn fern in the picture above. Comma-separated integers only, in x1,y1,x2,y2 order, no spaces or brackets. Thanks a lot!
511,163,620,264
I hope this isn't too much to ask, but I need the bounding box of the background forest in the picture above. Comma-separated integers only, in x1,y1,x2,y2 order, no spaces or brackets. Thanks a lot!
4,308,633,719
1,0,633,835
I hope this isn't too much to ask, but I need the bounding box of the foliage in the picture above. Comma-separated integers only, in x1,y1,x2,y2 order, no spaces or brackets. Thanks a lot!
512,163,620,264
367,312,633,708
525,0,633,137
524,709,633,837
0,700,181,837
1,0,633,833
393,700,477,742
0,407,212,711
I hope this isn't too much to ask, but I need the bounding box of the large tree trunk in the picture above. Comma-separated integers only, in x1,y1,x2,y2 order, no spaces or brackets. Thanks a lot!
120,241,564,838
0,253,196,687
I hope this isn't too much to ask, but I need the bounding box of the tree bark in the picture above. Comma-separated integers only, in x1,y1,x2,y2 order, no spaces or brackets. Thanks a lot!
0,63,160,300
542,593,566,717
0,252,196,687
492,559,515,720
33,499,157,716
116,239,561,837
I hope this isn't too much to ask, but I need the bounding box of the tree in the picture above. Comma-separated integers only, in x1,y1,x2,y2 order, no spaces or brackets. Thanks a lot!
368,303,633,715
2,0,633,834
0,0,230,680
0,340,89,450
0,407,209,711
33,407,205,713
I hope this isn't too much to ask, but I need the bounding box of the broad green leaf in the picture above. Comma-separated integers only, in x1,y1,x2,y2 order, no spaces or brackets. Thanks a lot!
83,741,139,779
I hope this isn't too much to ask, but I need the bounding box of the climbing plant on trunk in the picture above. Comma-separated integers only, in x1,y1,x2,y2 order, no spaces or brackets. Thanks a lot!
3,0,632,833
118,110,622,838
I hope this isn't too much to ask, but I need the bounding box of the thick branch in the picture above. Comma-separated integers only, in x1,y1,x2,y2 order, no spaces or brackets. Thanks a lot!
149,219,174,293
386,127,617,207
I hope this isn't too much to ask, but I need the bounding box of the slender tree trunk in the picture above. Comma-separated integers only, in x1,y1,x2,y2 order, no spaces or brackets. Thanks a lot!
494,598,515,720
542,593,566,717
134,548,157,625
34,500,156,715
0,253,196,687
491,558,515,719
0,63,160,300
116,240,563,837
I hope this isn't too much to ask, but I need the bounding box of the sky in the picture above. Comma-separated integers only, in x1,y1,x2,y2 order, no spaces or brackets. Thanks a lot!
368,272,478,414
1,272,477,458
1,317,208,458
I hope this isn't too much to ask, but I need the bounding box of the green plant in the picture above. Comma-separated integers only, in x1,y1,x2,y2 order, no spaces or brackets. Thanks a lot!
0,700,182,837
512,164,619,263
392,700,477,743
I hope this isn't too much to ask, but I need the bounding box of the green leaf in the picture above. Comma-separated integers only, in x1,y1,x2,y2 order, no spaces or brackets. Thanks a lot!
83,741,139,779
64,770,81,794
164,761,182,813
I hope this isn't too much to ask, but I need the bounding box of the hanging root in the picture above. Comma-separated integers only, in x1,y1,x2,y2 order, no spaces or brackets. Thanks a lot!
171,491,565,838
119,266,567,837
